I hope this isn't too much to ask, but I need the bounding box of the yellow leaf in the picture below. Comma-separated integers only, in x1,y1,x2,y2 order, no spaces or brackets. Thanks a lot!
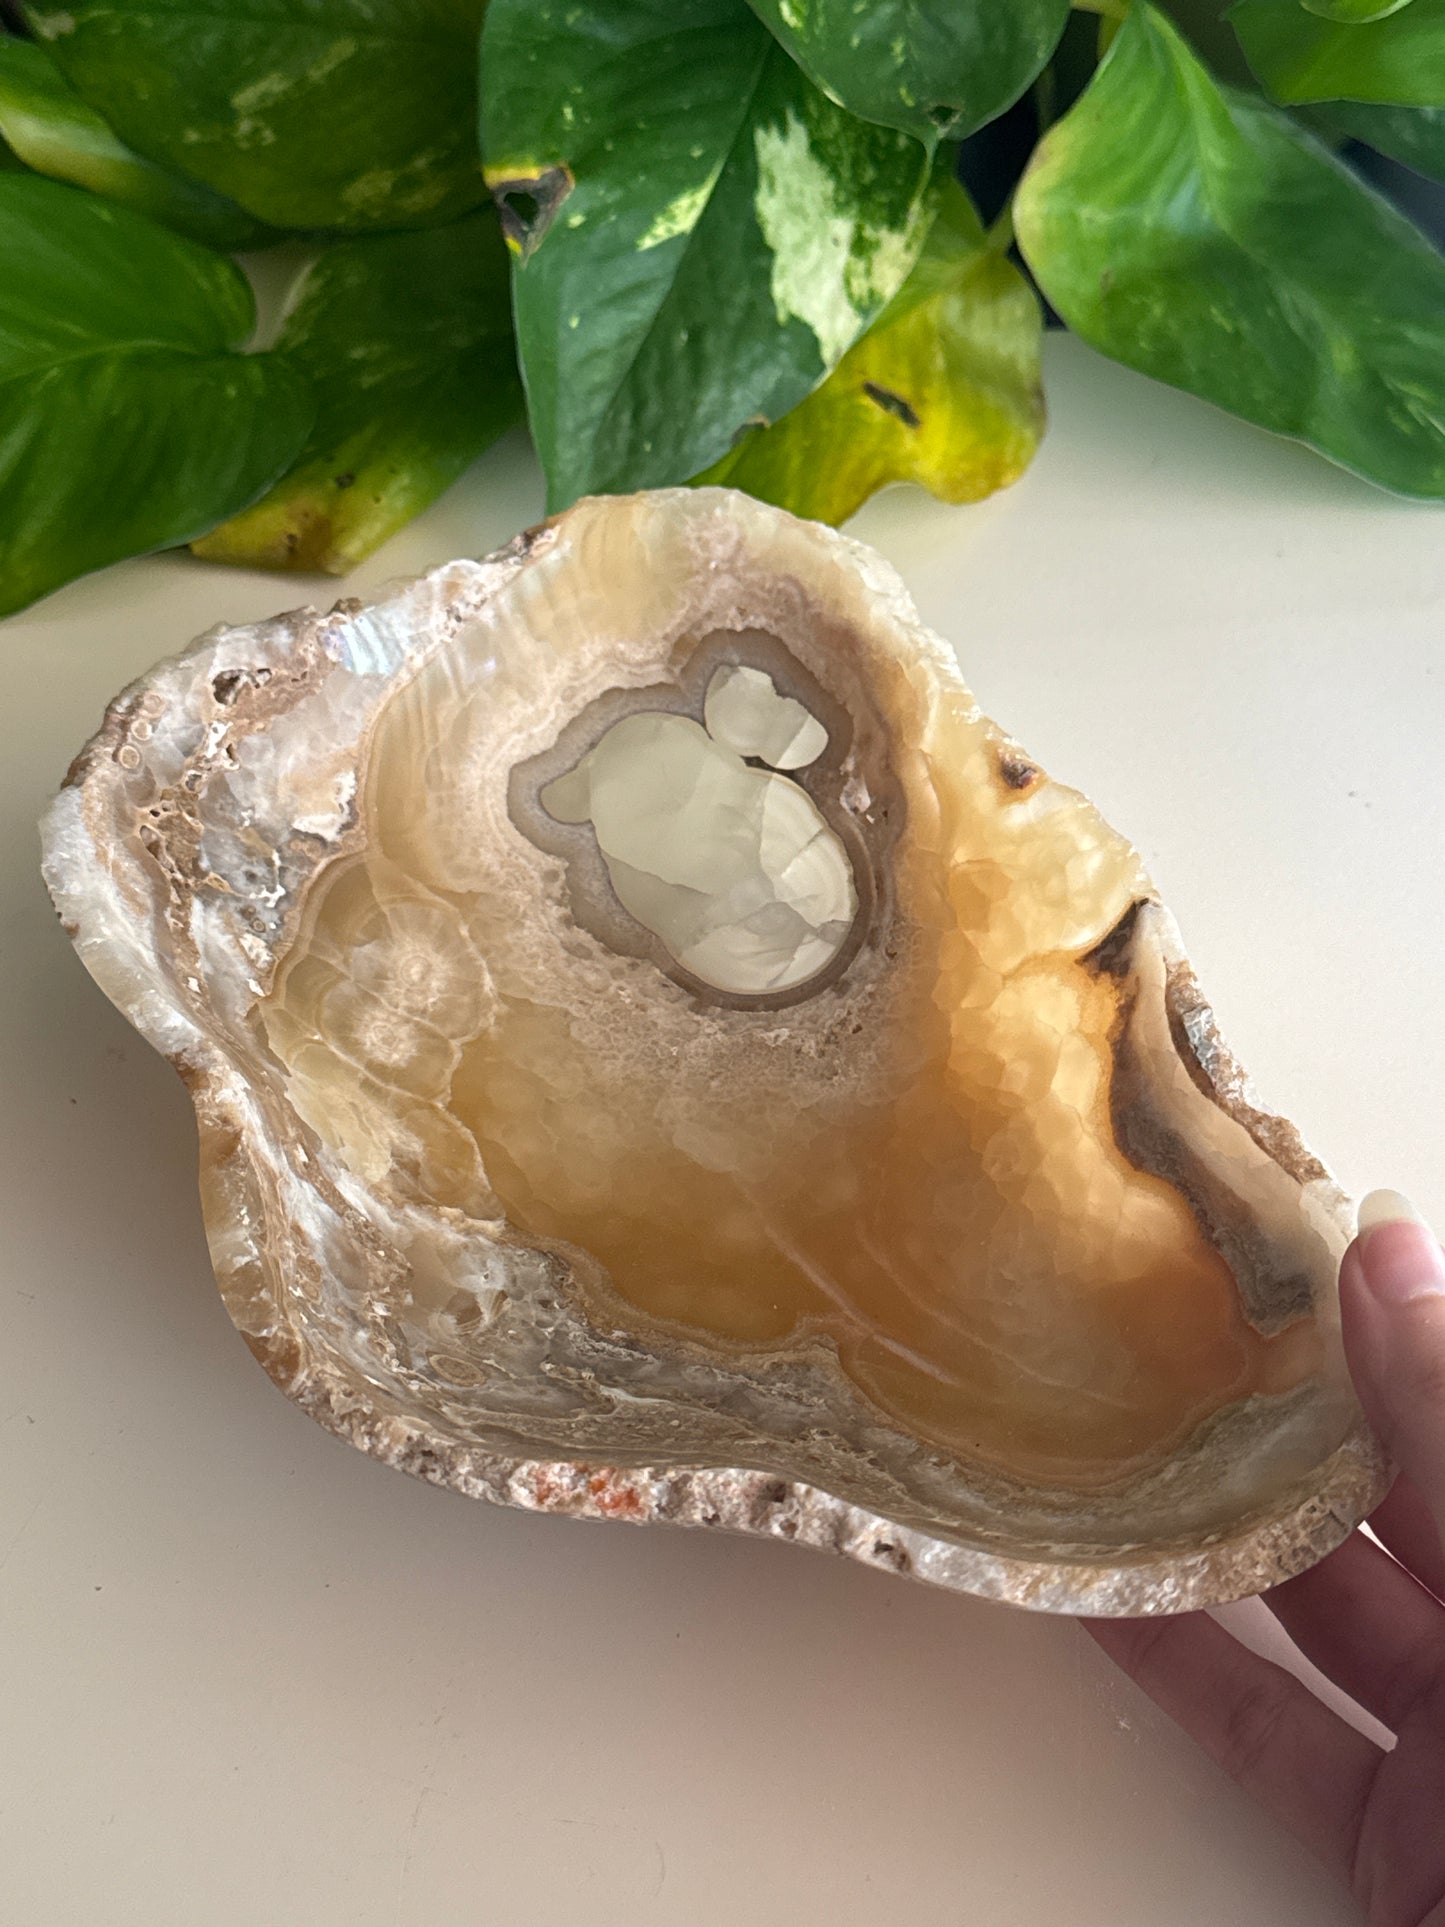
695,182,1044,525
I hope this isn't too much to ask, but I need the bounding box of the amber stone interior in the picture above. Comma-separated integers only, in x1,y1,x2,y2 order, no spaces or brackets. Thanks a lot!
260,601,1329,1495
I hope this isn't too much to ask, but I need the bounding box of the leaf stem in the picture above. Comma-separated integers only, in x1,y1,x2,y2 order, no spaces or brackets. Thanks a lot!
1033,64,1058,134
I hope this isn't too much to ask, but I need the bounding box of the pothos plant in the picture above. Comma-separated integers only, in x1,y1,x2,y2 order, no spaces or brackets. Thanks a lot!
0,0,1442,618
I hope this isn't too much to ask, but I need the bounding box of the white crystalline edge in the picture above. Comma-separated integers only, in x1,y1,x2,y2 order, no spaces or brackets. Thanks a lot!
42,787,208,1066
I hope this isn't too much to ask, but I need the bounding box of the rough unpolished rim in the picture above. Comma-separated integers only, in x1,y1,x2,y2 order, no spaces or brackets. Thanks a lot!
278,1354,1386,1617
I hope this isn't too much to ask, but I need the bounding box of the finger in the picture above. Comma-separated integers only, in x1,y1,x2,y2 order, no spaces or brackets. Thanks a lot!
1266,1529,1445,1733
1370,1474,1445,1603
1341,1192,1445,1532
1084,1612,1383,1887
1354,1705,1445,1927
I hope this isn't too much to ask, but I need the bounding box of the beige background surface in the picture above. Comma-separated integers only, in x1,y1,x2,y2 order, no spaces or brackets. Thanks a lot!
3,335,1442,1926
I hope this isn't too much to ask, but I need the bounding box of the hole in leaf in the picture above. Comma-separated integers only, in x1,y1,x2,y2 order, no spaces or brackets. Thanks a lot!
490,167,575,258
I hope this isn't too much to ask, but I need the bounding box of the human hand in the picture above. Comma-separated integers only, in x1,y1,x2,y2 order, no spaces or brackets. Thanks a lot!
1087,1189,1445,1926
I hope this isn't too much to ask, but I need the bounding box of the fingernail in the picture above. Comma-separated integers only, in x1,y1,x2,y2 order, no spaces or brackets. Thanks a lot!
1355,1190,1445,1305
1358,1188,1430,1236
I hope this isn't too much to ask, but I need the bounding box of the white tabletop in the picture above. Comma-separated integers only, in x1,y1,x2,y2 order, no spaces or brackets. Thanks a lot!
3,335,1441,1927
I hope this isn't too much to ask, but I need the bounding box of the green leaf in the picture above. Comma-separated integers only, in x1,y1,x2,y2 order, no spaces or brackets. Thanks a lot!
1317,97,1445,174
695,183,1043,523
1230,0,1445,104
1301,0,1413,21
1014,4,1445,498
1155,0,1260,88
741,0,1071,143
26,0,488,231
0,35,272,248
480,0,935,511
0,174,313,617
194,213,522,574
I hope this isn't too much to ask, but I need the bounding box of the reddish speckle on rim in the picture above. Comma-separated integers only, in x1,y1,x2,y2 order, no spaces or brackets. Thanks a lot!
530,1467,565,1509
586,1470,648,1519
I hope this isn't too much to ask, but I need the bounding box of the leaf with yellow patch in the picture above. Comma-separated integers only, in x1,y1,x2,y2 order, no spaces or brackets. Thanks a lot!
694,183,1043,525
27,0,488,231
481,0,934,510
195,213,519,575
1016,4,1445,496
0,36,272,246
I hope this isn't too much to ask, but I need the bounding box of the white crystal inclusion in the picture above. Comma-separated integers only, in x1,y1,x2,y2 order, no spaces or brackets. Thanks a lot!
542,666,855,994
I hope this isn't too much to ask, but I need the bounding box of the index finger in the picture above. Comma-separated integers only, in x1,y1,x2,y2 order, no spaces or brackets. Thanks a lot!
1370,1474,1445,1604
1083,1612,1384,1889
